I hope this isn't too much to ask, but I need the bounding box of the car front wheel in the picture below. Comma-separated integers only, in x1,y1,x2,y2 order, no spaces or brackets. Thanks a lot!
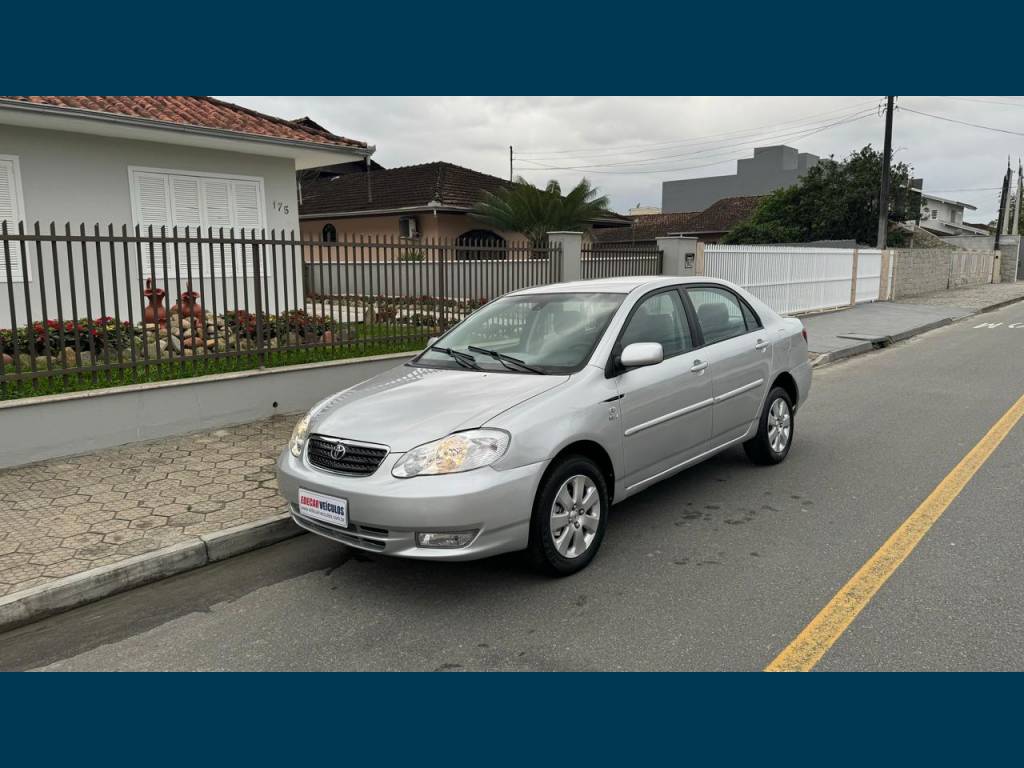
528,456,609,576
744,386,794,465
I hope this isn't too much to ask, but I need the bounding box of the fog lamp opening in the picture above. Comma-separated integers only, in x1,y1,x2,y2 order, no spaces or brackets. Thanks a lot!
416,530,478,549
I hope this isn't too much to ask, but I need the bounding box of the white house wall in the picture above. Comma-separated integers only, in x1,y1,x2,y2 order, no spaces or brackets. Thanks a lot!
1,124,301,325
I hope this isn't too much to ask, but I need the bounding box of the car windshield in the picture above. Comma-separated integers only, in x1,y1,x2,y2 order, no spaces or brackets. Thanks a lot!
414,292,626,374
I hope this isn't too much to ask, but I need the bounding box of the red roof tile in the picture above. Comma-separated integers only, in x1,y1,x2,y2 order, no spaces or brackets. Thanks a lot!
0,96,367,149
593,196,763,242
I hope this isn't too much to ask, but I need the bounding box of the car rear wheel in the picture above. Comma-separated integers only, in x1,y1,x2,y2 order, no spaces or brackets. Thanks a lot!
744,386,794,465
528,456,609,576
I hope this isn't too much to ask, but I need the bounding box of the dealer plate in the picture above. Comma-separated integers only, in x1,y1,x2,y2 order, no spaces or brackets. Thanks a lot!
298,488,348,528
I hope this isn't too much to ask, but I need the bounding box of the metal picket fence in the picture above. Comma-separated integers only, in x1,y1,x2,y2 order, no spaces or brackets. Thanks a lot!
581,244,663,279
0,223,562,398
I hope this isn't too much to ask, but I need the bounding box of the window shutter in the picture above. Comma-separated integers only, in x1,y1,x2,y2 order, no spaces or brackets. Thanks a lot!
203,179,232,230
232,180,262,232
134,171,171,231
133,171,171,274
0,158,25,281
232,180,262,276
130,169,265,278
202,179,232,276
170,176,203,280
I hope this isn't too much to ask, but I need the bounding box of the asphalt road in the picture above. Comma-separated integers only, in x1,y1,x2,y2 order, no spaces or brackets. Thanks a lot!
3,303,1024,671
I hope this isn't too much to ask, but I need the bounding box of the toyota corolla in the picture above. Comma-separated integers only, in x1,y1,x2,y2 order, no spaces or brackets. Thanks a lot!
277,276,811,575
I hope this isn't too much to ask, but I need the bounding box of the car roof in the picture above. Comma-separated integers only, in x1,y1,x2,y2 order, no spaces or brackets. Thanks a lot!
511,275,725,296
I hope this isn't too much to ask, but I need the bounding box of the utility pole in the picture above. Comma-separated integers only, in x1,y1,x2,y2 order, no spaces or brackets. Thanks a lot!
509,146,513,182
876,96,895,249
1002,158,1014,236
1014,160,1023,236
995,163,1010,251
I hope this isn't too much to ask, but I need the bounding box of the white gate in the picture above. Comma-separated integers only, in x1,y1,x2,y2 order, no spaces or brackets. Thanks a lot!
855,249,882,303
704,244,865,315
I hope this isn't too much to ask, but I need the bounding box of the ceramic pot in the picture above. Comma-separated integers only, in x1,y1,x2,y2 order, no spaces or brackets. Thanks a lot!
143,278,167,327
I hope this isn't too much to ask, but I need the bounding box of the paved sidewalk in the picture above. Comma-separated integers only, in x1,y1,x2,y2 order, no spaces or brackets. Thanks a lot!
802,282,1024,361
0,416,293,597
896,281,1024,310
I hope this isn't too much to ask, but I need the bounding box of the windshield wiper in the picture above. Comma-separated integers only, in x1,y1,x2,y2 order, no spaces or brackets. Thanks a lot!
467,345,544,374
429,345,481,370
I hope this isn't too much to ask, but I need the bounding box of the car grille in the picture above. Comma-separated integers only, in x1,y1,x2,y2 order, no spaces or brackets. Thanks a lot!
306,435,389,476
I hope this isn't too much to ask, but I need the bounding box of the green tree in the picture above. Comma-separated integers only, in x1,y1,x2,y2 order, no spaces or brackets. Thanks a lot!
722,146,918,245
471,177,610,246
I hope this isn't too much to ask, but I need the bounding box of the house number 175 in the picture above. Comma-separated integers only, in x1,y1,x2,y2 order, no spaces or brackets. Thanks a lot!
273,201,290,214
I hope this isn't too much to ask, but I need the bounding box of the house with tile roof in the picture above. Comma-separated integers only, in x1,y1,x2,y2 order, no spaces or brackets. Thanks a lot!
298,160,629,248
592,195,763,246
0,96,372,241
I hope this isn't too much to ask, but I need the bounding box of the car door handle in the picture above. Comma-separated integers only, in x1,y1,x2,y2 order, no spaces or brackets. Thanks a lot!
754,339,769,351
690,360,708,373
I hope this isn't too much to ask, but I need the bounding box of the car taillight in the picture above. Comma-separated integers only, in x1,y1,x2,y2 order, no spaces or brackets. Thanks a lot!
801,328,808,343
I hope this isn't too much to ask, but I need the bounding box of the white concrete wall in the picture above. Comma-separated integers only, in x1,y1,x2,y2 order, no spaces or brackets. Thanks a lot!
0,123,299,233
0,352,414,468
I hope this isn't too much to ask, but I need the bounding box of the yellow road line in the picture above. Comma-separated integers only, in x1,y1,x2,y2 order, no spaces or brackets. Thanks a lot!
766,391,1024,672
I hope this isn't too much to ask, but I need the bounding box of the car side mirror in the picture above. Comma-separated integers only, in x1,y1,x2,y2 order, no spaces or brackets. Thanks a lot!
426,336,439,348
620,342,663,369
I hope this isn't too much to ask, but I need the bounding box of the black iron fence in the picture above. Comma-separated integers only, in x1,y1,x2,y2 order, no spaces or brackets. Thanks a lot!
302,236,561,301
0,224,561,398
581,244,663,279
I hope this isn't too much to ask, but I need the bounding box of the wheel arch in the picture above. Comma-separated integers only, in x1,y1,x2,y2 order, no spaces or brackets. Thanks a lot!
771,371,799,407
546,440,617,503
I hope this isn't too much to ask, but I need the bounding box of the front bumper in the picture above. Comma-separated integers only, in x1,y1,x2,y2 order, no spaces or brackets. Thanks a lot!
276,448,545,561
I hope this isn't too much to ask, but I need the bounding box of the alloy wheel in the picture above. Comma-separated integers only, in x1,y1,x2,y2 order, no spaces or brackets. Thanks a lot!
767,397,791,453
549,474,601,558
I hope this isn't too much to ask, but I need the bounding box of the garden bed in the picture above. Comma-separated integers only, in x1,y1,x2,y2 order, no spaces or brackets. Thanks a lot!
1,305,440,401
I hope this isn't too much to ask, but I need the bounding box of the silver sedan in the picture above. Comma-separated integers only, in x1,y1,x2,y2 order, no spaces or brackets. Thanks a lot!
277,276,811,575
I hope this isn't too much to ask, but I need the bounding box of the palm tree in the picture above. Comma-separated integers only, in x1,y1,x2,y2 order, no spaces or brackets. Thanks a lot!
471,177,611,247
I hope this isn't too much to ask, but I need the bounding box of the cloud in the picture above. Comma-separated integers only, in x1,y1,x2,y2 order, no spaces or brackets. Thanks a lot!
225,95,1021,221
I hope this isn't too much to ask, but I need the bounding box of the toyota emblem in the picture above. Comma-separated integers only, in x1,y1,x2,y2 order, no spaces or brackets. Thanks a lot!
329,442,347,461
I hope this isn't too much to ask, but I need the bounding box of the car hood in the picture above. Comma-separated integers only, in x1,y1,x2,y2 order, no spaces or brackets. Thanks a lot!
308,364,569,451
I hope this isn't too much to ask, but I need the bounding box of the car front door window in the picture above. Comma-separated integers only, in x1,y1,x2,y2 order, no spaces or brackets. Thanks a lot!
619,290,693,357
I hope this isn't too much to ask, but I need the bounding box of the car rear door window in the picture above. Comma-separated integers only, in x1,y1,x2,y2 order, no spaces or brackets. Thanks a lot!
619,290,693,358
687,287,751,345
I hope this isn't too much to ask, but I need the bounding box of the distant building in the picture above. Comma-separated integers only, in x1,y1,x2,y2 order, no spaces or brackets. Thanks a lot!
662,145,818,213
628,204,661,216
916,192,989,236
592,195,762,246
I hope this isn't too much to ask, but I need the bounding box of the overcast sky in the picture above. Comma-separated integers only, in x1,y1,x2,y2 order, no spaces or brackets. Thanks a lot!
225,96,1024,222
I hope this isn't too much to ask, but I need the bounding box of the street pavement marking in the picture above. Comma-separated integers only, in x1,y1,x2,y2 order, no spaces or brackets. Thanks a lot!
765,391,1024,672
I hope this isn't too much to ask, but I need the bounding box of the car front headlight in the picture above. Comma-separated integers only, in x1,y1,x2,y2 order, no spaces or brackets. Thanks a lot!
289,413,312,458
392,429,510,478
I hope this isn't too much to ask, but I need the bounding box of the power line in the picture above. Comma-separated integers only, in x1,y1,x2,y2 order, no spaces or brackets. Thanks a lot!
900,106,1024,137
515,111,874,172
938,96,1024,109
515,108,877,171
514,111,875,175
514,99,880,158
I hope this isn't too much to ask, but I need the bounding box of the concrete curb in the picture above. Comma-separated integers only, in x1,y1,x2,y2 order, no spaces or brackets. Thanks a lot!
0,513,303,634
974,294,1024,315
813,317,956,367
812,293,1024,368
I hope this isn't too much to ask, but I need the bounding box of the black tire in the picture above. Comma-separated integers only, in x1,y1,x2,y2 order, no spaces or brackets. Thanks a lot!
528,455,609,576
743,386,795,466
